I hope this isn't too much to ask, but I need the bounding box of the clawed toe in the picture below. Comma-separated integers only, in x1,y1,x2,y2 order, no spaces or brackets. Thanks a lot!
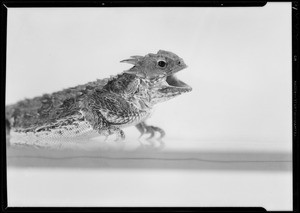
98,127,125,142
145,126,165,139
114,129,125,142
152,126,165,139
145,127,155,139
136,122,165,140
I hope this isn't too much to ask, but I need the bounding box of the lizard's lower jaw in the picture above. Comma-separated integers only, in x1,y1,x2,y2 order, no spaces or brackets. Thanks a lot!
149,74,192,104
153,75,192,103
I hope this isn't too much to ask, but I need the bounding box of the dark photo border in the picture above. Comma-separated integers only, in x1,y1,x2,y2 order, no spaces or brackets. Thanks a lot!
1,1,298,212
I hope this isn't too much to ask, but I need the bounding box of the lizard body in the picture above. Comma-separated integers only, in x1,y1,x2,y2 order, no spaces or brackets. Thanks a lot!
6,50,192,144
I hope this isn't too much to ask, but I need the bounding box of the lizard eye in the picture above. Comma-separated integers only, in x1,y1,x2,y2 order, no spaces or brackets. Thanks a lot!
157,60,166,68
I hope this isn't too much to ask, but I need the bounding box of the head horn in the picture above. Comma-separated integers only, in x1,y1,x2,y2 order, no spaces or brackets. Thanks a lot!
120,55,143,65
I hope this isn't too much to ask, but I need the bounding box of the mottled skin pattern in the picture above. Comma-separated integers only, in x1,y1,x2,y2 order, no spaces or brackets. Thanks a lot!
6,50,192,143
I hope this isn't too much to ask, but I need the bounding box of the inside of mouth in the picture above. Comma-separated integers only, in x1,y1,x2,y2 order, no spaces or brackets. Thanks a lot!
166,74,189,88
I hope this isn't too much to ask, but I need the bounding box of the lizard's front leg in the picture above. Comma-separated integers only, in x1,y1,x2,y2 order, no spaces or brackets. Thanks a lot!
82,91,141,142
136,121,165,139
81,107,126,142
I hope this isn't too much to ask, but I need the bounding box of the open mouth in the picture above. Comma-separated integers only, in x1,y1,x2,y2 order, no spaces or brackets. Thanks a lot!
165,62,191,90
166,75,190,88
165,62,192,92
165,74,192,93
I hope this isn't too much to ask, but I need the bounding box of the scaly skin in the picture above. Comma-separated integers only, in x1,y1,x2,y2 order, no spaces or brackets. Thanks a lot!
5,50,192,143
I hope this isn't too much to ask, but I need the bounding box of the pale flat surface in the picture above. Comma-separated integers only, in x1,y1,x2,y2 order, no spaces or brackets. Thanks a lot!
7,138,292,210
7,136,292,170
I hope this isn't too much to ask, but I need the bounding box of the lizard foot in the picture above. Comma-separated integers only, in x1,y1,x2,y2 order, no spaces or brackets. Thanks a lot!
136,122,165,140
98,126,125,142
114,128,125,142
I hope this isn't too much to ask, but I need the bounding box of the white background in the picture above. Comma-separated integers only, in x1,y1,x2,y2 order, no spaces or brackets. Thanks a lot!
6,3,292,210
6,3,292,143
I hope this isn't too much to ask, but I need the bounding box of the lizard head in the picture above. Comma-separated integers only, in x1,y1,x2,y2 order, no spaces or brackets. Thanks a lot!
121,50,192,104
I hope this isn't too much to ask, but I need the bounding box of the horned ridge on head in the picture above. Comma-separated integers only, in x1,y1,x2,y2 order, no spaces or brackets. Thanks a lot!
121,50,187,79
